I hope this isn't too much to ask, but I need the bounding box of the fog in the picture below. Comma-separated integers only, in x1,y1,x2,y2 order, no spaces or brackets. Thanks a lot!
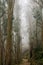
14,0,34,51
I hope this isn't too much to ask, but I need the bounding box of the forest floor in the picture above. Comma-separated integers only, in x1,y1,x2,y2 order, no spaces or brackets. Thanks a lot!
20,59,30,65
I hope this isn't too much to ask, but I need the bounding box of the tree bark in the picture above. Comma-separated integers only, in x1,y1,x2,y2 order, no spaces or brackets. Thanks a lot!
0,19,3,65
5,0,14,65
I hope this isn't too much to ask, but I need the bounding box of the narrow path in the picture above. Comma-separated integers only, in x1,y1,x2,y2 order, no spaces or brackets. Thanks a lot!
20,59,30,65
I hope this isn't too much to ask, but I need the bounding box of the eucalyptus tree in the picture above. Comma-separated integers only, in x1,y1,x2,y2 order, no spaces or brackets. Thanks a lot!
32,0,43,64
0,0,6,65
0,19,2,65
13,17,21,65
12,3,22,64
33,6,42,48
5,0,14,65
33,0,43,50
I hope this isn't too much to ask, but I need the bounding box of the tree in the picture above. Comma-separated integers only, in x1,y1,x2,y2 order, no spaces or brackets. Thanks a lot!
0,0,6,65
0,19,2,65
32,1,43,65
33,0,43,50
5,0,14,65
13,18,21,65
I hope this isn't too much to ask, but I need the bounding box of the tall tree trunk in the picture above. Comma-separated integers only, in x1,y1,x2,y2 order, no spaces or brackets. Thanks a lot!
5,0,14,65
15,33,21,65
17,33,21,64
42,8,43,50
0,19,2,65
0,19,3,65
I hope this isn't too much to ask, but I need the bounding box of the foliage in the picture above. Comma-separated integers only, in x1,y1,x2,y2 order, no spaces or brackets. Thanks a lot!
32,1,43,64
31,46,43,65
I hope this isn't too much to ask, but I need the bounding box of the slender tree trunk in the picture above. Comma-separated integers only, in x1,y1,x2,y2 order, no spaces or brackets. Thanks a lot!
0,20,3,65
42,8,43,50
15,33,21,65
17,33,21,64
0,19,2,65
5,0,14,65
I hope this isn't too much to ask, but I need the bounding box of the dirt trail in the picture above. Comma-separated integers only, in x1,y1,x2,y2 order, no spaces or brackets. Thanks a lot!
20,59,30,65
